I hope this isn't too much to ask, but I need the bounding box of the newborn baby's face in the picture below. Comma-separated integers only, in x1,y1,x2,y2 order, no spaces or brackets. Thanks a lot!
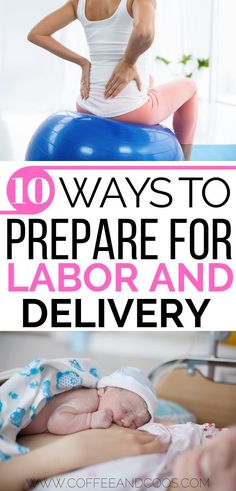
99,387,150,429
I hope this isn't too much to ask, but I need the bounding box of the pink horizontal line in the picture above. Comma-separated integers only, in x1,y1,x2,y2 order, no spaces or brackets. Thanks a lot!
42,165,236,170
0,211,21,215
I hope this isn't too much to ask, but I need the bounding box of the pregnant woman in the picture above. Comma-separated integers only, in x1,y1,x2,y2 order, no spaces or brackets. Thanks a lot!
28,0,198,160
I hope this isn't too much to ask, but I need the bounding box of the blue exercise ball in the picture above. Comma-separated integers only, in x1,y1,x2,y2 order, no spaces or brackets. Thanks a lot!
26,111,183,161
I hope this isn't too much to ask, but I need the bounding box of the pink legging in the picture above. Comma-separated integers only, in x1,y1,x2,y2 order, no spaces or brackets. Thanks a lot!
77,78,198,145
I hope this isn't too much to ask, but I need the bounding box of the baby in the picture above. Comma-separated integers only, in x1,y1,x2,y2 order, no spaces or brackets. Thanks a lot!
21,367,158,436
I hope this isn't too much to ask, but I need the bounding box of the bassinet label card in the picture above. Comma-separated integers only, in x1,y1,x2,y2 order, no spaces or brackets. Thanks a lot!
0,162,235,330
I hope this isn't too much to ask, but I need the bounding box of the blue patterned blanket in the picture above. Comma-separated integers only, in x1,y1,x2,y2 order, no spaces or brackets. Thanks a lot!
0,357,102,462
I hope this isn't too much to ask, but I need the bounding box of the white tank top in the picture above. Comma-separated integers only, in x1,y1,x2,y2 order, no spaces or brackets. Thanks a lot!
77,0,151,117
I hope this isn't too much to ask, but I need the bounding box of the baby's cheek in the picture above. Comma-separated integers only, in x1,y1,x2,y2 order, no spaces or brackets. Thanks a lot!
136,414,149,428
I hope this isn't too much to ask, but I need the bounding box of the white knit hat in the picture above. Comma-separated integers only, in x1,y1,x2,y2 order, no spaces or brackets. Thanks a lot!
97,367,158,420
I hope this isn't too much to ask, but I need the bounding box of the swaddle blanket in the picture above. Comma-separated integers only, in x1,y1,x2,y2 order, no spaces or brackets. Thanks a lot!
0,357,102,462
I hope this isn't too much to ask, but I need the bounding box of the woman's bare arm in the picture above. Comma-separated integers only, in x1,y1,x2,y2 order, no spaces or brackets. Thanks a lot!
27,0,91,98
124,0,156,65
0,426,169,491
27,0,86,67
105,0,156,98
47,407,113,434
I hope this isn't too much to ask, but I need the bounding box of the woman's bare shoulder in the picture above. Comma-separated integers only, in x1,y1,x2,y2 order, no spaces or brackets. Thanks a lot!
130,0,157,9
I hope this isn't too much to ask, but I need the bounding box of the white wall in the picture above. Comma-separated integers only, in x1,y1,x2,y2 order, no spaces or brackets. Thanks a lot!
216,0,236,104
155,0,212,98
156,0,211,62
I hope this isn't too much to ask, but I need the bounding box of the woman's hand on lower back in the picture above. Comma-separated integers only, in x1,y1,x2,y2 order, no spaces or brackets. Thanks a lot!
80,59,91,99
104,59,142,99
